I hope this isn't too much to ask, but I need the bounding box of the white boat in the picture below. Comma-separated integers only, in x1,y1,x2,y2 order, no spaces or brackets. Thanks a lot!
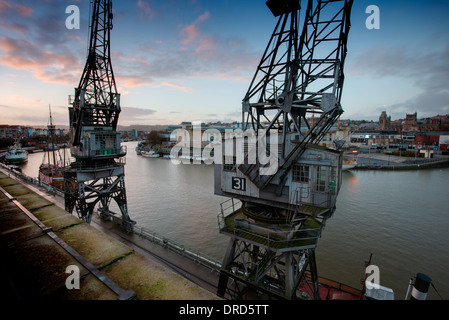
343,155,357,170
141,150,160,158
342,160,357,171
342,151,358,171
5,141,28,164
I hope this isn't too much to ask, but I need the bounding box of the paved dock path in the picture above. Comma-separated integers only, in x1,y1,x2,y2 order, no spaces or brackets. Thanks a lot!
0,168,221,300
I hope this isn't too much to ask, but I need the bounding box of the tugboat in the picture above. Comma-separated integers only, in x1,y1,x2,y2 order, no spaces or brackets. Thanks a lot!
38,106,69,190
5,139,28,164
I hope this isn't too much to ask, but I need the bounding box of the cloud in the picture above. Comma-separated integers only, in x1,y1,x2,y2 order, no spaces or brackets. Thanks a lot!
15,4,33,17
0,103,68,126
180,11,210,46
0,1,32,17
111,25,258,93
196,11,210,23
347,44,449,118
160,81,194,92
10,94,42,105
0,36,81,85
0,0,11,13
117,75,152,88
0,21,28,34
0,1,87,87
119,106,157,125
0,1,259,127
1,1,257,92
137,0,154,20
181,24,201,45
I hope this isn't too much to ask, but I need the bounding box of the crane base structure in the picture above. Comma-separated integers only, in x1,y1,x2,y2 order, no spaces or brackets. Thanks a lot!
216,199,324,300
64,158,135,233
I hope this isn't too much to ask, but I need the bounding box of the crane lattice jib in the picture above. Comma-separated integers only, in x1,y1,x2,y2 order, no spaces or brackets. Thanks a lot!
70,0,120,147
239,0,353,189
243,0,352,144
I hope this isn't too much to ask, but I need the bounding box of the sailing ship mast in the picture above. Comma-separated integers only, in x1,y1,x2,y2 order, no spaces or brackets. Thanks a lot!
47,105,57,172
39,105,68,189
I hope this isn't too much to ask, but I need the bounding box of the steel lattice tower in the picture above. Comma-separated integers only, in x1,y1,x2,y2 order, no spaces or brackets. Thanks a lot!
64,0,135,232
215,0,353,299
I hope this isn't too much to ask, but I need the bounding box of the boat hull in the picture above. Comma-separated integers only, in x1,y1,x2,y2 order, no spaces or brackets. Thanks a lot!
141,151,160,158
5,151,28,164
5,142,28,164
342,160,357,171
39,165,65,190
5,156,28,164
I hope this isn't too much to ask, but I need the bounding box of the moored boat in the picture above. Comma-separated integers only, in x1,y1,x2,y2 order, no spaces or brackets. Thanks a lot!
342,159,357,170
39,163,65,190
141,150,160,158
5,141,28,164
342,151,358,171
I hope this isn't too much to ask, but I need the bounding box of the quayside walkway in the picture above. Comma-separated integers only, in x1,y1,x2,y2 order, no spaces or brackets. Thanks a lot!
0,169,220,300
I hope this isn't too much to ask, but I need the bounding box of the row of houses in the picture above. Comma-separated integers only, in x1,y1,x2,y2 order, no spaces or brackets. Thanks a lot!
0,125,66,140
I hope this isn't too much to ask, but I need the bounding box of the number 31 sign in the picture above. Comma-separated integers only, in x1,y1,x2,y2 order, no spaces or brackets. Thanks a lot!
232,177,246,191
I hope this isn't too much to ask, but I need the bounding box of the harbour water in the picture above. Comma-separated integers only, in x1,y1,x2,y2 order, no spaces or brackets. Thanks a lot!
19,141,449,300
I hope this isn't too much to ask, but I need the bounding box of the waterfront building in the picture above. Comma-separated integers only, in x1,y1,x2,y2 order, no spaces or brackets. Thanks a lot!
403,113,419,131
349,130,402,147
319,124,352,149
415,132,449,150
378,111,449,132
379,111,391,130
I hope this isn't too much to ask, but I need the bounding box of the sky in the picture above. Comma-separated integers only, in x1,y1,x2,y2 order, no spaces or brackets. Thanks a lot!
0,0,448,127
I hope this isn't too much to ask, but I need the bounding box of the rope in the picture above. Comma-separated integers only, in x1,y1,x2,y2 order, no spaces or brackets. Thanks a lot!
431,282,444,300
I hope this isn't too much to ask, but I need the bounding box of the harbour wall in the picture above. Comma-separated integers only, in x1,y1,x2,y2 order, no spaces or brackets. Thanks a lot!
353,154,449,171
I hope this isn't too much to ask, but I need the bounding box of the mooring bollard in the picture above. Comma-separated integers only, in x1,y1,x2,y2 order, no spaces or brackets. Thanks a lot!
410,273,432,300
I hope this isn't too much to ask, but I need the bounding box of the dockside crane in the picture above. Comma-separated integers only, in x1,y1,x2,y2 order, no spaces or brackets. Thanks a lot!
64,0,135,232
215,0,353,299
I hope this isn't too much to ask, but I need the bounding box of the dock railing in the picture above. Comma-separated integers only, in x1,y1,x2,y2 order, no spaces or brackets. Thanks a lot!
132,224,222,272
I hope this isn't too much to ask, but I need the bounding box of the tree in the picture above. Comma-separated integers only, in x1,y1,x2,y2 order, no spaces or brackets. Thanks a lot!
146,131,163,146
